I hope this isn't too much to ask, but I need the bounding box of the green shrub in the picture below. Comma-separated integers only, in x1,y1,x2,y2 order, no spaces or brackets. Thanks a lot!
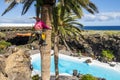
81,74,97,80
102,50,114,61
32,74,40,80
0,41,11,47
0,40,11,53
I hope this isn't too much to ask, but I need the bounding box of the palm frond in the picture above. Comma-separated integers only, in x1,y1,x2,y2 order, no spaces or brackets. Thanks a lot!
89,2,99,13
2,1,18,16
36,0,41,17
70,22,83,28
77,0,89,7
59,26,66,37
63,0,83,17
79,0,98,14
22,0,34,15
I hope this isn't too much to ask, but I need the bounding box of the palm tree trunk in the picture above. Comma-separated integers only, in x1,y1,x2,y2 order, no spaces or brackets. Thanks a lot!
63,39,72,52
40,5,52,80
54,34,59,80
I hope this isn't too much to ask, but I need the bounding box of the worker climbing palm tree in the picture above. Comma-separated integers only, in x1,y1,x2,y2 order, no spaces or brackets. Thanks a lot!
33,17,51,45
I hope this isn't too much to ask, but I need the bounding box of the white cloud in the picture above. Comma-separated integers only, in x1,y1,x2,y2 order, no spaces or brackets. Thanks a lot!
1,12,120,23
0,17,35,23
82,15,96,21
98,15,110,21
82,12,120,22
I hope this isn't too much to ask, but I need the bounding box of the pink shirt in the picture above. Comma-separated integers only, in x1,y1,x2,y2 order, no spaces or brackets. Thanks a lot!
34,20,51,30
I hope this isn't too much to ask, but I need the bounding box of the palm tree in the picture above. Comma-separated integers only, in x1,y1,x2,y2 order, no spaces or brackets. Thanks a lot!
52,1,98,79
52,3,85,80
2,0,98,80
23,1,55,80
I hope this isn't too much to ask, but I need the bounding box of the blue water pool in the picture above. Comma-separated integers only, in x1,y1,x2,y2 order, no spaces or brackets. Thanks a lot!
31,54,120,80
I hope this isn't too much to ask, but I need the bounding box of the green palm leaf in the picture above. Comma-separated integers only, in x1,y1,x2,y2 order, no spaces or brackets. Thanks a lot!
22,0,34,15
89,2,99,13
2,1,18,16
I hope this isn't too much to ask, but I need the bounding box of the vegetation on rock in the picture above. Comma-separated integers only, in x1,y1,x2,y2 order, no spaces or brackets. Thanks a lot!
32,74,40,80
0,40,11,53
81,74,97,80
101,50,115,61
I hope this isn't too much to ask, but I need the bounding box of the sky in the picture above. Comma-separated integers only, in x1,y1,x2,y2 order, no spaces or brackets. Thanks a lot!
0,0,120,26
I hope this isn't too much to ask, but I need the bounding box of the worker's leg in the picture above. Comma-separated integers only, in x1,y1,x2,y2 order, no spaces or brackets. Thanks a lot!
35,30,47,46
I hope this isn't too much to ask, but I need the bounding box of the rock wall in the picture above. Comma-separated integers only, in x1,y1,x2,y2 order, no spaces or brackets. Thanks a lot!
68,31,120,62
0,56,8,80
1,31,120,62
0,48,32,80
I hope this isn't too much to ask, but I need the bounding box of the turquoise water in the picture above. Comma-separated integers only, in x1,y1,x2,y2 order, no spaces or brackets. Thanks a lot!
31,55,120,80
